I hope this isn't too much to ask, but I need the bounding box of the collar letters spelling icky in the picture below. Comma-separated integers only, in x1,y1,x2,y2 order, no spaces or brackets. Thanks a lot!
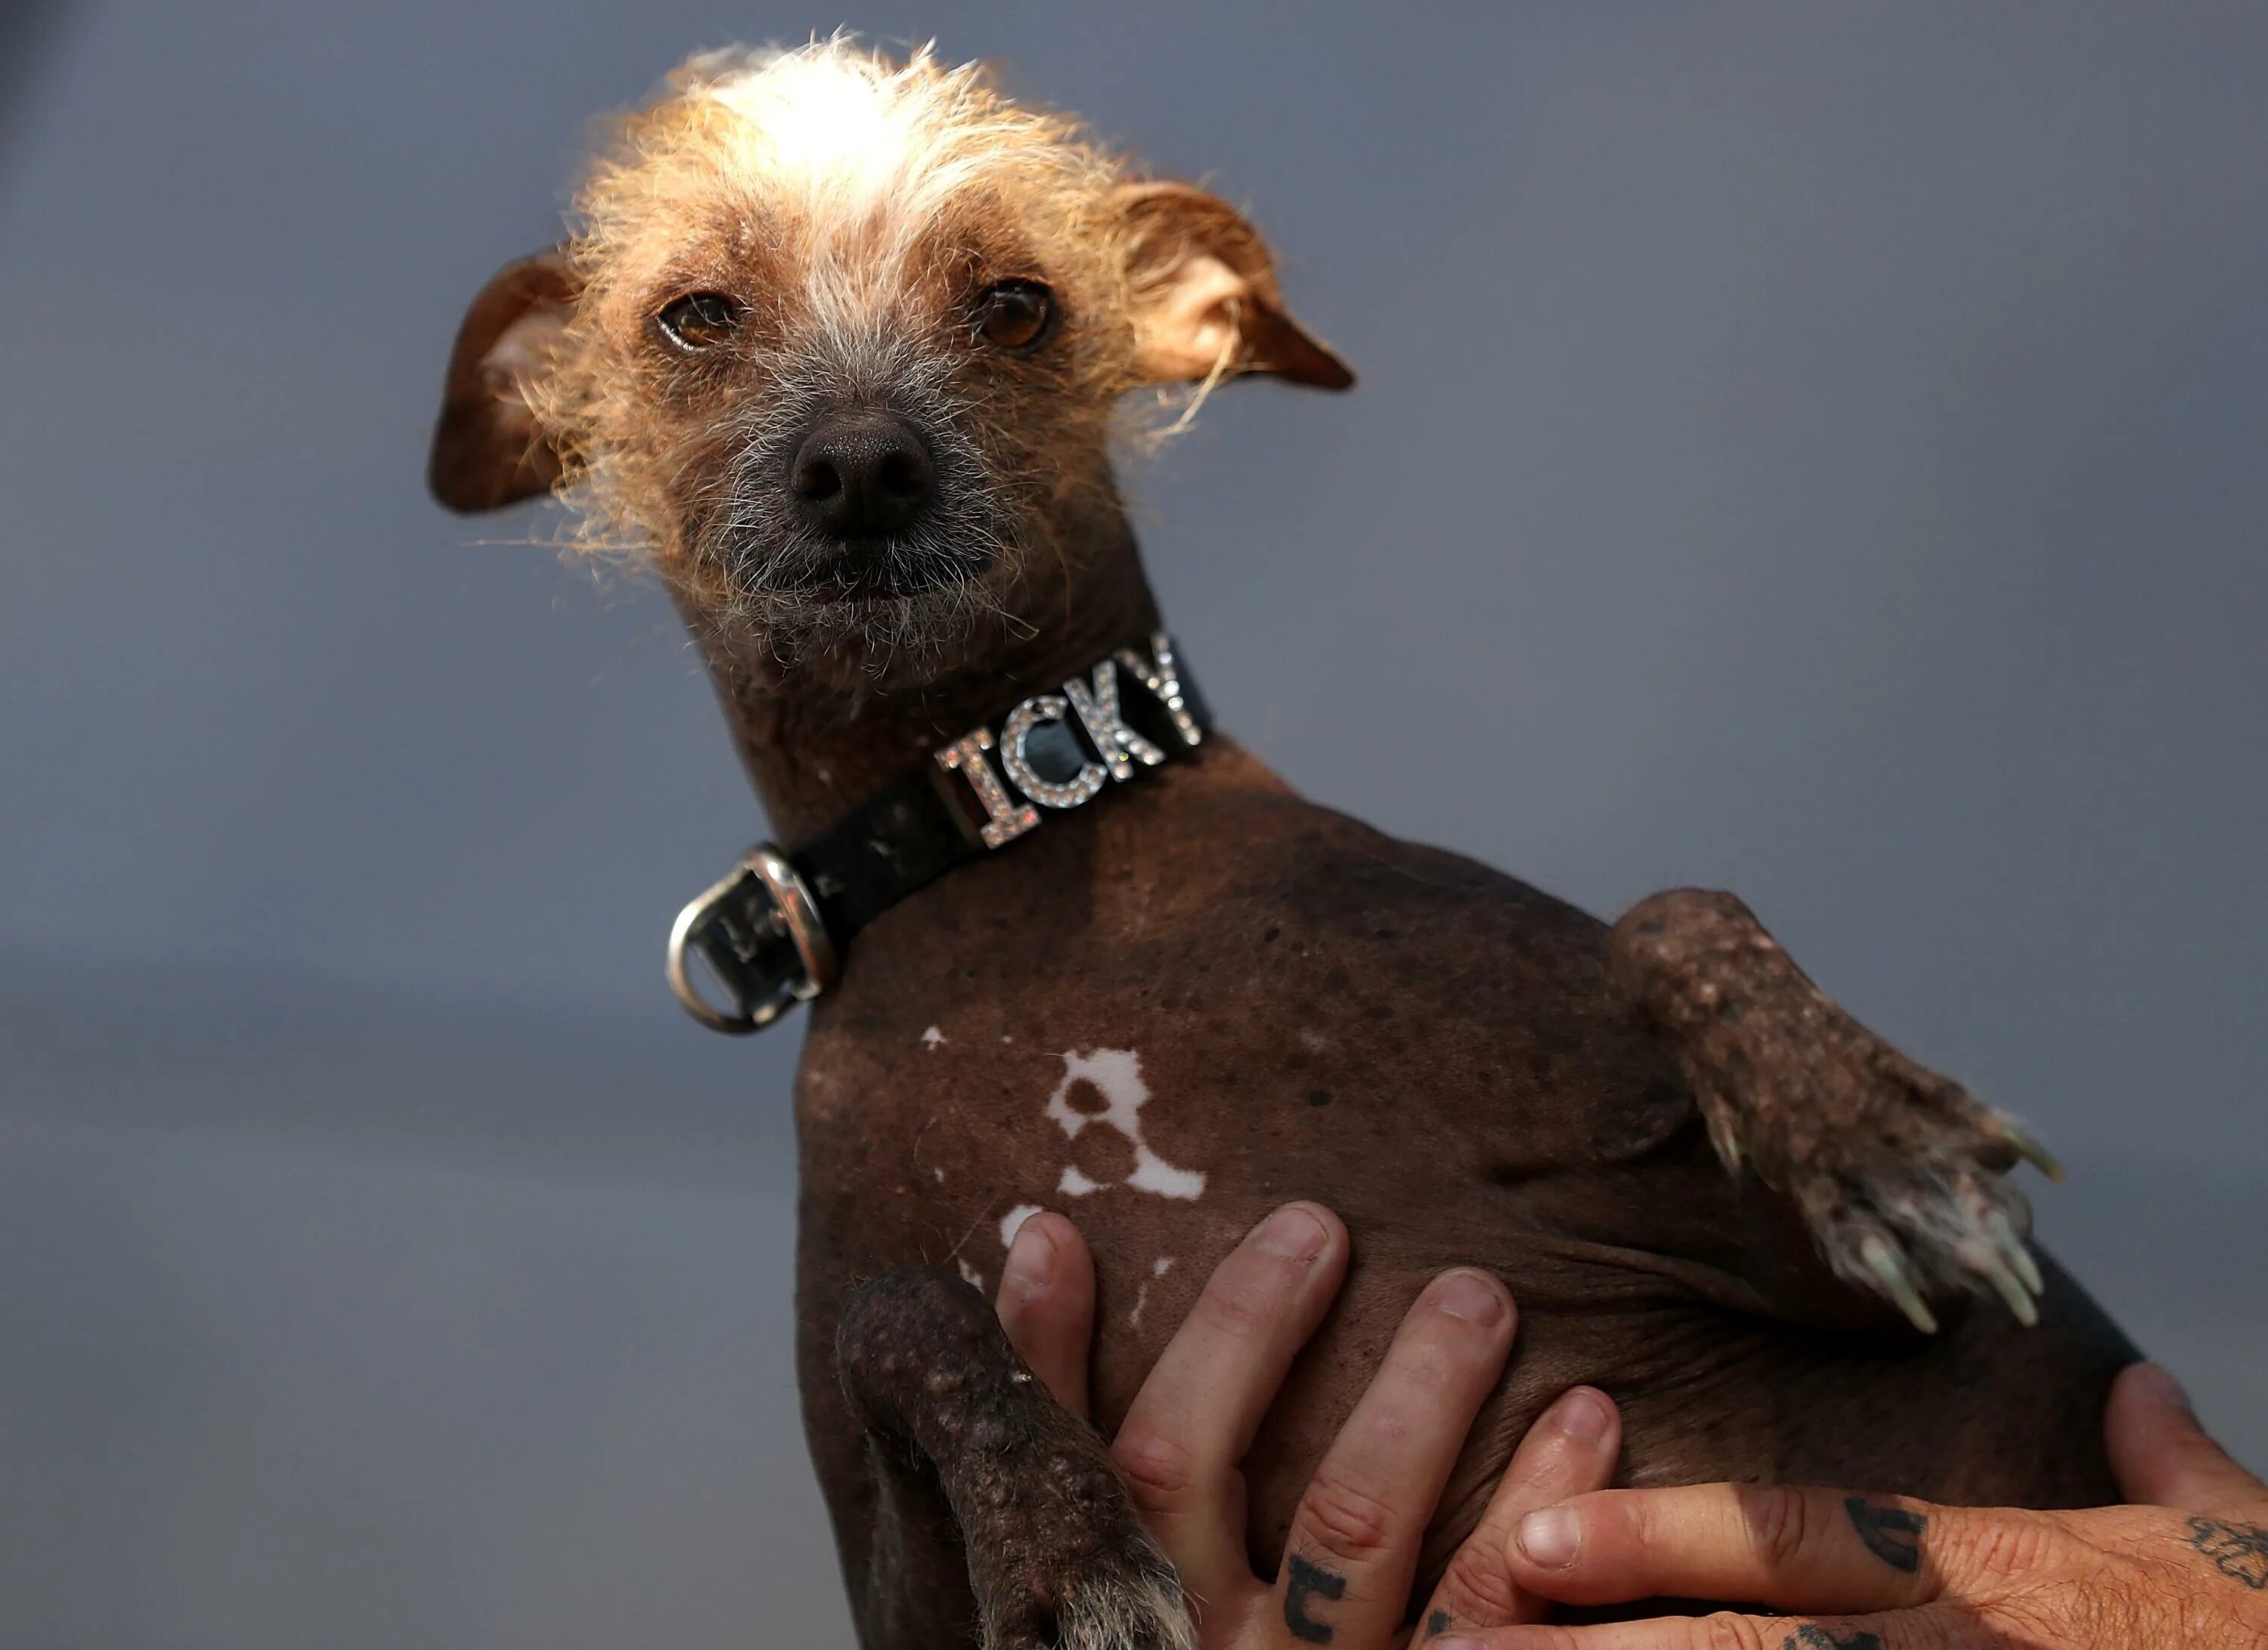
667,631,1210,1033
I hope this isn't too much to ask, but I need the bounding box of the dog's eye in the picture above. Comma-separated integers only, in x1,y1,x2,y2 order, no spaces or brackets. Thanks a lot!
656,291,743,352
973,280,1058,353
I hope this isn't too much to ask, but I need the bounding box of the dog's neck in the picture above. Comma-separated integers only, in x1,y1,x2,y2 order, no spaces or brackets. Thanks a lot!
691,507,1162,845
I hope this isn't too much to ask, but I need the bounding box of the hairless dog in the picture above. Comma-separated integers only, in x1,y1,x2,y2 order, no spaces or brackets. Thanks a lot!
429,41,2135,1649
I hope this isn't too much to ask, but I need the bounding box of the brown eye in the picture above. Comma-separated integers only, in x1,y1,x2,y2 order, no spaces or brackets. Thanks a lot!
656,291,743,352
973,280,1058,353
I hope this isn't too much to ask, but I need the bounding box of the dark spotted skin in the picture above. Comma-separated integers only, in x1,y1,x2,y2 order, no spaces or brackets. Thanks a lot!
835,1267,1185,1649
800,737,2136,1646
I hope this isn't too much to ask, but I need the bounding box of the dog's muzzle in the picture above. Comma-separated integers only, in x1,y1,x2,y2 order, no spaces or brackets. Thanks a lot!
666,631,1211,1033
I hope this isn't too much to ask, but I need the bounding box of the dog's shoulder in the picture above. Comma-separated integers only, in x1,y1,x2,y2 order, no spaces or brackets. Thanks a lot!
1113,764,1615,985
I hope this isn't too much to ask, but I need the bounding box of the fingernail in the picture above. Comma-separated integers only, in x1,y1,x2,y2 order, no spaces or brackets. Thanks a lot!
2133,1361,2194,1418
1551,1386,1613,1444
1002,1217,1056,1296
1516,1504,1583,1569
1253,1204,1330,1261
1436,1269,1507,1326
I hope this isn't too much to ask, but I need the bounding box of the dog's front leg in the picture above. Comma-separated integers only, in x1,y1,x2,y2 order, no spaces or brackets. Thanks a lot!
1609,889,2058,1335
835,1267,1194,1650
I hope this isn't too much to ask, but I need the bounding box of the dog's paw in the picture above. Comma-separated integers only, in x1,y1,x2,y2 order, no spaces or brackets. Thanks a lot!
978,1534,1193,1650
1611,889,2059,1334
1769,1061,2055,1335
1039,1549,1196,1650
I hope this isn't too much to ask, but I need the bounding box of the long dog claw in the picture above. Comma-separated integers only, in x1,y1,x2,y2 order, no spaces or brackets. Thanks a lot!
1977,1248,2041,1328
1988,1211,2044,1297
1608,889,2065,1336
2004,1127,2064,1183
1862,1235,1941,1335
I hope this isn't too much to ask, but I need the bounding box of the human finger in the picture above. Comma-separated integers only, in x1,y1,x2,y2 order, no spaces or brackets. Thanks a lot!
1411,1385,1623,1644
994,1210,1094,1419
1273,1268,1518,1650
1502,1483,1949,1615
1425,1609,1946,1650
2105,1362,2267,1516
1111,1202,1348,1610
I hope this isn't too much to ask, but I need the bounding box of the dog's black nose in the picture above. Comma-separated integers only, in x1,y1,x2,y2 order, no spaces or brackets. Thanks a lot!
789,410,934,540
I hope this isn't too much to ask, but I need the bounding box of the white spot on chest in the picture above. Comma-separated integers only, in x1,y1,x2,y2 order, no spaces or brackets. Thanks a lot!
922,1025,946,1050
1044,1047,1208,1202
1128,1258,1177,1329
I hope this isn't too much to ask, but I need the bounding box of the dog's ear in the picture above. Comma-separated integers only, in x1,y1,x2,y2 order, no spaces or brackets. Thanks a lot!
1113,181,1354,391
428,247,578,513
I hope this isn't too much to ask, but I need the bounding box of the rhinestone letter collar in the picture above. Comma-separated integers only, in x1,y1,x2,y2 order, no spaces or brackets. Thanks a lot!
666,631,1210,1033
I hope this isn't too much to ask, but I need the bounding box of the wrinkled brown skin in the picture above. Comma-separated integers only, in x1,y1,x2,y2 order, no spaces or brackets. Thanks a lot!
790,734,2136,1644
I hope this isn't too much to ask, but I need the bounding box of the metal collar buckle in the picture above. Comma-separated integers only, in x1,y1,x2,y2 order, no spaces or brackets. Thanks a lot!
665,845,840,1034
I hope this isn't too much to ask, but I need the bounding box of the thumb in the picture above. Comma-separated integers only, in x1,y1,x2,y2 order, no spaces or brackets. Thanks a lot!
995,1212,1095,1421
2105,1362,2265,1515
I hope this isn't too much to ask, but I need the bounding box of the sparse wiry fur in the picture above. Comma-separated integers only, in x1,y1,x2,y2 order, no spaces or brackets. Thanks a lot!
528,39,1145,676
438,35,1352,696
435,30,1346,811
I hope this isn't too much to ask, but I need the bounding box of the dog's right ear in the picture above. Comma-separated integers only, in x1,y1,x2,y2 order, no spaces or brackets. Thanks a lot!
428,247,578,514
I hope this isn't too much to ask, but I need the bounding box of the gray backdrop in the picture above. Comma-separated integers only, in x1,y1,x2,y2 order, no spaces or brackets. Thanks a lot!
2,3,2262,1646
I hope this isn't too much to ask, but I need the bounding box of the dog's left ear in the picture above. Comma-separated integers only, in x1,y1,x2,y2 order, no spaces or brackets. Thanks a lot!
428,246,579,514
1114,181,1354,390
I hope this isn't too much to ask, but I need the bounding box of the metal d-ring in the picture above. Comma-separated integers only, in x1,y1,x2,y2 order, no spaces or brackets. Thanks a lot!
665,844,840,1033
753,843,840,999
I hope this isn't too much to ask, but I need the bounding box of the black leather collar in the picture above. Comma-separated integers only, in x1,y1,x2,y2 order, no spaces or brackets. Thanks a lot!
666,631,1212,1032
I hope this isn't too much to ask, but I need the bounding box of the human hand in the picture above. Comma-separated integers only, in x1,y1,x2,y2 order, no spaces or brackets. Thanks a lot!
1430,1362,2268,1648
993,1205,1624,1648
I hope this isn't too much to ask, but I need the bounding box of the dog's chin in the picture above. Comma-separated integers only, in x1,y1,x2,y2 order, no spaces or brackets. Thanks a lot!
807,540,992,603
715,535,1022,686
729,526,999,604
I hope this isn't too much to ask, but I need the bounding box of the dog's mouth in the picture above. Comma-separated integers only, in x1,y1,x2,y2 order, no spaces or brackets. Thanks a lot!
714,524,1003,612
699,519,1021,674
796,535,998,603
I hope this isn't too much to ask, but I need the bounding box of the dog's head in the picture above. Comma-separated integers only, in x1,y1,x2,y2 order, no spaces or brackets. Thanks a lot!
431,40,1349,685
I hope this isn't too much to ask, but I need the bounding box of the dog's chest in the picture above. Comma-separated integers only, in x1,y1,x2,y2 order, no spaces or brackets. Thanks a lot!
790,772,1698,1334
800,1011,1249,1304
